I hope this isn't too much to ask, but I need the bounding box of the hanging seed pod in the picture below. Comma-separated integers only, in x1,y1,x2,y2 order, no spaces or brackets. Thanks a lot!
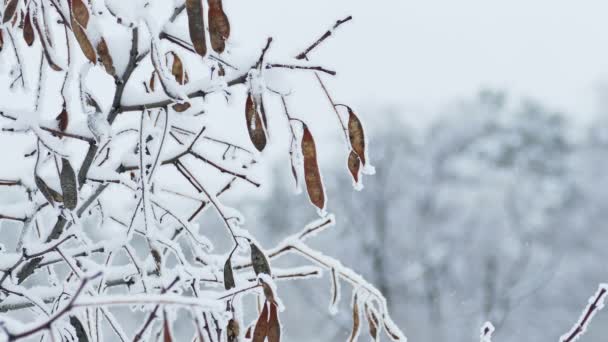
208,0,230,53
186,0,207,57
365,304,379,340
60,158,78,210
223,256,236,290
149,72,156,92
268,303,281,342
226,319,240,342
56,102,68,132
346,106,366,165
348,293,361,342
245,92,267,152
0,29,4,51
71,19,96,63
347,150,361,183
23,10,34,46
250,243,271,276
70,0,89,28
96,38,115,76
301,126,325,210
2,0,19,24
170,52,186,84
252,303,270,342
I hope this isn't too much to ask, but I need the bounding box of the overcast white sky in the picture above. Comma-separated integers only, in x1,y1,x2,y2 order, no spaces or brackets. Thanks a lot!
237,0,608,120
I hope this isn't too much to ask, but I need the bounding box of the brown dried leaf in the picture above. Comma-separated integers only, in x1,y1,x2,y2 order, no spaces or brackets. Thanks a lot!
70,0,89,28
149,72,156,92
2,0,19,24
365,304,379,340
23,10,34,46
348,293,361,342
172,102,191,112
208,0,230,53
252,303,269,342
245,326,253,339
163,316,173,342
0,29,4,51
301,126,325,210
96,38,115,76
250,243,271,276
71,19,96,63
223,256,235,290
245,92,267,152
60,158,78,210
186,0,207,57
347,150,361,183
347,107,366,165
268,303,281,342
56,103,68,132
168,51,186,84
226,319,240,342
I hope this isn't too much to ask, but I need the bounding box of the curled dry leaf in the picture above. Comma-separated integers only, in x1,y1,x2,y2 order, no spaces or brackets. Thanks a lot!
168,51,187,85
349,293,361,342
208,0,230,53
23,10,34,46
2,0,19,24
347,150,361,183
223,256,236,290
301,126,325,210
56,103,68,132
35,176,63,206
250,243,271,276
252,303,270,342
71,18,96,63
186,0,207,57
268,303,281,342
60,158,78,210
69,316,90,342
172,102,191,113
226,319,240,342
96,38,115,76
245,92,267,152
346,106,366,165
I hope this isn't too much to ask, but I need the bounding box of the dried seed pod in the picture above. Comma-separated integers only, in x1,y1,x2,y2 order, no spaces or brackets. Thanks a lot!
245,92,267,152
250,243,271,276
226,319,240,342
23,10,34,46
268,303,281,342
149,72,156,92
172,102,191,112
346,106,366,165
301,126,325,210
168,51,187,85
71,18,96,63
60,158,78,210
208,0,230,53
0,29,4,51
252,303,270,342
69,316,90,342
223,256,236,290
35,176,63,206
70,0,89,28
348,293,361,342
347,150,361,183
163,316,173,342
365,304,379,340
186,0,207,57
2,0,19,24
96,38,115,76
383,321,403,341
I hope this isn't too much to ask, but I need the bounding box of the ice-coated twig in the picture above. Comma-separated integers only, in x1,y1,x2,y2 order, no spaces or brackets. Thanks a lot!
560,283,608,342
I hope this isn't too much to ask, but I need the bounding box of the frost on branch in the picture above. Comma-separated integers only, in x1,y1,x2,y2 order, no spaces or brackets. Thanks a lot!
0,1,399,341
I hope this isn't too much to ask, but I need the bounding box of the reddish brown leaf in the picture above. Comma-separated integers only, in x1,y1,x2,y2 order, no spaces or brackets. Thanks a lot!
71,18,96,63
208,0,230,53
347,107,366,165
2,0,19,24
252,303,270,342
268,303,281,342
149,72,156,92
301,126,325,210
96,38,115,76
245,326,253,339
245,92,267,152
56,102,68,132
70,0,89,28
163,316,173,342
347,150,361,183
226,319,240,342
349,293,361,342
186,0,207,57
167,51,187,84
22,10,34,46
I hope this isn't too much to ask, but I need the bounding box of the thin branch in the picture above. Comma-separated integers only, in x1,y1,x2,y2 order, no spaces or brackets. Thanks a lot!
295,16,353,60
560,284,608,342
265,63,336,76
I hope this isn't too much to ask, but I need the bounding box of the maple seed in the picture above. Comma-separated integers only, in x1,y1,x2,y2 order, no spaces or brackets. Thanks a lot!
186,0,207,57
